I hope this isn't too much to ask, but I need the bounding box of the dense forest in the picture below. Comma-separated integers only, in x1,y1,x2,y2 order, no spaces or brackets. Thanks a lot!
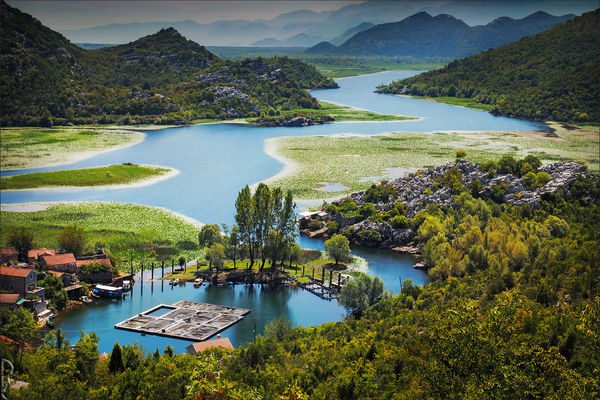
0,1,337,126
306,11,574,58
378,9,600,122
2,155,598,399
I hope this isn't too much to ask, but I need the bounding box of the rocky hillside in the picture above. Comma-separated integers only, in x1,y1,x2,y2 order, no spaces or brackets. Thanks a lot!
302,157,596,250
0,1,337,126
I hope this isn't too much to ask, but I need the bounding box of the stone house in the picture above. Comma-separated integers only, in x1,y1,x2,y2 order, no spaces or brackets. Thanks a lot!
0,266,45,302
40,253,77,273
0,247,18,264
0,293,24,309
28,248,56,263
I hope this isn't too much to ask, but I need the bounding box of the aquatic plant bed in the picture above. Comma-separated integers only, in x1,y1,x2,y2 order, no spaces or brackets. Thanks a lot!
114,300,250,341
0,164,172,190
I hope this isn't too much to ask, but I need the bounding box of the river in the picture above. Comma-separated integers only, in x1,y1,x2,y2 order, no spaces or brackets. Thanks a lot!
4,71,546,352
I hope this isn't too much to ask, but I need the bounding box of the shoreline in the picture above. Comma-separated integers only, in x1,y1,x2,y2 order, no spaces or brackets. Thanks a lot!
1,164,180,192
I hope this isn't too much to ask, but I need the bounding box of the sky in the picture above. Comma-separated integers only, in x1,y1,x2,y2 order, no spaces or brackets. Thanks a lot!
8,1,361,30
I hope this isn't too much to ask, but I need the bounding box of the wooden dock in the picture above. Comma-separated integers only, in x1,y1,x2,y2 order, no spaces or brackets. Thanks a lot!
114,300,250,342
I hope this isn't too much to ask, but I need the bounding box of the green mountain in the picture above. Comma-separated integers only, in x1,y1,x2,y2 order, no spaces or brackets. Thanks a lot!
378,9,600,122
0,1,336,126
305,11,575,58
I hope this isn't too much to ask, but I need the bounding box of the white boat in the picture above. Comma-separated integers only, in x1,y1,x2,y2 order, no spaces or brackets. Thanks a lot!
93,284,123,298
193,278,202,287
122,280,131,291
80,295,92,303
169,278,180,285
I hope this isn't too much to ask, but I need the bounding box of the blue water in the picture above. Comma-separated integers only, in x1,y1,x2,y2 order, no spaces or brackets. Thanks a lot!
3,71,546,352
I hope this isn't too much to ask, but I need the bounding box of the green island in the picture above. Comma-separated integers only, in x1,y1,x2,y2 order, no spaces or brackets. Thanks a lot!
0,164,172,190
0,202,203,271
266,122,599,200
400,95,493,111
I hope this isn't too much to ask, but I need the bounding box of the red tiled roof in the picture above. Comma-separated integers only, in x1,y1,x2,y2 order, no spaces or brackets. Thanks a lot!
0,266,33,278
0,293,21,304
42,253,76,266
187,337,234,354
76,258,112,267
47,270,65,278
28,248,56,259
0,247,18,256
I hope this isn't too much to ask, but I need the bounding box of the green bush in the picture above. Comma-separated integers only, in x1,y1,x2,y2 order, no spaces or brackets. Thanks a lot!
307,220,323,231
326,221,339,235
390,215,409,229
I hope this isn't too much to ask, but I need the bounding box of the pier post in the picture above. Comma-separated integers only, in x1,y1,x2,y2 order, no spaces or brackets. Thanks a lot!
329,269,333,285
322,267,325,283
140,262,143,294
162,261,164,278
312,268,314,279
302,265,305,276
151,262,154,280
338,273,341,288
171,259,174,274
183,258,186,273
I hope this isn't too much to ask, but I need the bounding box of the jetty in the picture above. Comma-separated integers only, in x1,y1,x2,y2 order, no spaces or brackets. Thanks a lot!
114,300,250,341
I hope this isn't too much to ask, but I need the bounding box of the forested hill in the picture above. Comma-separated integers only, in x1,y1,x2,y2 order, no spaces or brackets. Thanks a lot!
305,11,575,57
0,1,337,126
378,9,600,122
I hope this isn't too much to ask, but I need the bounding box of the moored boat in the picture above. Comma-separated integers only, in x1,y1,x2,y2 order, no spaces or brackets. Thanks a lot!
92,284,123,298
169,278,180,285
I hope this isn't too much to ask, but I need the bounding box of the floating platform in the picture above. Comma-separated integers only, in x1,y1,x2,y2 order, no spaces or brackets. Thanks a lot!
114,300,250,341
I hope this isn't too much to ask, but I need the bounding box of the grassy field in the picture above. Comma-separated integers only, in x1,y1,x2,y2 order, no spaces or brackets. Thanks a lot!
405,95,493,111
267,122,599,200
0,127,145,171
1,164,172,190
0,202,203,272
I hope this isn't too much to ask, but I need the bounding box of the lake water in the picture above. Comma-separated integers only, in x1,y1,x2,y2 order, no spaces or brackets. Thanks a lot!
3,71,547,352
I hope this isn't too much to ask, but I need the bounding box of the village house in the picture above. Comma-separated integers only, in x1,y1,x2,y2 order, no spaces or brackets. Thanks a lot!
0,293,24,309
40,253,77,273
28,247,56,263
186,335,233,355
0,247,18,264
0,266,45,302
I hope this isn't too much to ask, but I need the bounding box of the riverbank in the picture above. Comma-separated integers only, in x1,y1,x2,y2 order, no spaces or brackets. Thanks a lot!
0,164,176,190
0,201,203,272
261,123,599,200
398,94,493,111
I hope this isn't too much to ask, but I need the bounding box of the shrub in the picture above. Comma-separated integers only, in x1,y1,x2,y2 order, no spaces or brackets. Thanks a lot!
390,215,409,229
326,221,339,235
307,220,323,231
358,203,377,219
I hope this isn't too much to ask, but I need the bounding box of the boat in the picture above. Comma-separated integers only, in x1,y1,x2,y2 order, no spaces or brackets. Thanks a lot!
92,284,124,298
193,278,202,287
80,295,92,303
46,317,55,328
169,278,180,285
122,280,131,291
413,262,428,270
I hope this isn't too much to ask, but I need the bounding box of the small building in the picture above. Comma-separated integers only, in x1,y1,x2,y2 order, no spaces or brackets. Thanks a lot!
186,336,234,355
0,266,44,301
28,248,56,263
47,270,78,286
0,293,24,308
0,247,18,264
41,253,77,273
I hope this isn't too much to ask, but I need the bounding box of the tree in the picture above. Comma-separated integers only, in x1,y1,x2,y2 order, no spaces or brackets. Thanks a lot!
455,150,467,160
57,225,86,256
198,224,222,248
0,307,37,367
164,345,174,357
225,225,240,268
8,228,34,261
325,234,351,266
286,243,303,268
338,273,388,315
74,331,99,383
235,185,256,268
109,342,125,373
253,183,272,269
206,243,225,271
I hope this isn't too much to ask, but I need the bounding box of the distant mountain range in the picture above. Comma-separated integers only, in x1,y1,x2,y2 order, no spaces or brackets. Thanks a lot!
306,11,576,58
378,9,600,122
0,1,336,126
57,1,597,46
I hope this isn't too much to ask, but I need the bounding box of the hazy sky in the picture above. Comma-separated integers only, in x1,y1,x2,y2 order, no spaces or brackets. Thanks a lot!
9,1,361,30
